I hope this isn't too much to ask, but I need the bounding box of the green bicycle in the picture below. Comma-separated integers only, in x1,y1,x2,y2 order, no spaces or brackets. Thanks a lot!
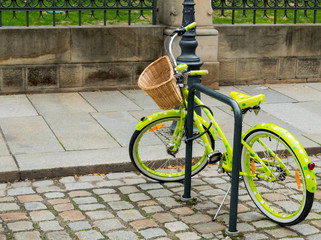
129,23,317,226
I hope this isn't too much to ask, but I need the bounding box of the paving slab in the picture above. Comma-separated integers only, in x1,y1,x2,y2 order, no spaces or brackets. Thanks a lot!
16,148,133,179
0,95,37,118
43,113,119,151
0,135,10,157
308,82,321,91
121,90,160,110
0,116,64,155
28,93,96,115
261,103,321,135
294,101,321,115
0,156,19,182
236,85,297,104
91,111,139,147
303,134,321,147
240,108,320,149
80,91,141,112
269,83,321,102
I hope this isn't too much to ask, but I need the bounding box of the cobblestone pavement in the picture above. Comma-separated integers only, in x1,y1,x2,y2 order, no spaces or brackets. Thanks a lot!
0,155,320,240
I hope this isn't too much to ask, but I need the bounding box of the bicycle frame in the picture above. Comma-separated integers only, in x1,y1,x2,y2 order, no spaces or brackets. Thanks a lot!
180,86,295,182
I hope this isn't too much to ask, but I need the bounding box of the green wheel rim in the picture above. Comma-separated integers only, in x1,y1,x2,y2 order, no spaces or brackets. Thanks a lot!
242,131,307,223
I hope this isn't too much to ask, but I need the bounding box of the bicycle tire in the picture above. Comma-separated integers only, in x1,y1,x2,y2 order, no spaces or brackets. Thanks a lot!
129,116,214,182
241,128,314,226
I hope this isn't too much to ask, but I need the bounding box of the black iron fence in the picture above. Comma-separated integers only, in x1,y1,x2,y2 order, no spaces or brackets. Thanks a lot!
212,0,321,24
0,0,157,27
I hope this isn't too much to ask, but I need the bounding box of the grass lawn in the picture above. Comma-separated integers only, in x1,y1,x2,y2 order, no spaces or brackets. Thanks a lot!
213,9,321,24
1,8,321,26
0,10,154,26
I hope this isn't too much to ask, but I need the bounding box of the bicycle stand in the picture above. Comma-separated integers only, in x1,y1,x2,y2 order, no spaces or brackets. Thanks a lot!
182,83,242,236
213,184,231,222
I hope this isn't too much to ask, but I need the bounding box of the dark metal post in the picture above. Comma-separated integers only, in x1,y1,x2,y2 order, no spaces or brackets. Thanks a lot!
183,83,242,236
152,0,157,25
182,88,196,200
177,0,203,88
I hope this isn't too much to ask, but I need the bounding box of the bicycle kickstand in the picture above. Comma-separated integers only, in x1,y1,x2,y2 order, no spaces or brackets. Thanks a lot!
212,184,231,221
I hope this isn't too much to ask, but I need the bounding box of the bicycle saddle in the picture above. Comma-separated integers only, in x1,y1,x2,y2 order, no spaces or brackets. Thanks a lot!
230,91,265,110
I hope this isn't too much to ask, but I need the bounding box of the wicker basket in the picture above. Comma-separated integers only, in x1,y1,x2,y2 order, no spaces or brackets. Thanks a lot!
138,56,183,110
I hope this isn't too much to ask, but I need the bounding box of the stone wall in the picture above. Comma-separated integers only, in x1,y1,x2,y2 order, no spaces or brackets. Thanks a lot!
1,24,321,94
214,24,321,86
0,26,164,94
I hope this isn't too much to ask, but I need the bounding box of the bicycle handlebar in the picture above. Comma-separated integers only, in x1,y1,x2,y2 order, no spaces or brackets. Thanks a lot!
168,22,197,67
173,22,197,36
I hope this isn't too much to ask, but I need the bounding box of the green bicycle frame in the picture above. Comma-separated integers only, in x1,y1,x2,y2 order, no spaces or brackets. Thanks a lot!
135,86,316,193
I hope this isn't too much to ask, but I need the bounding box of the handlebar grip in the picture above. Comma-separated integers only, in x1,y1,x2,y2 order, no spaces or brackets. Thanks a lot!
184,22,196,31
189,70,208,76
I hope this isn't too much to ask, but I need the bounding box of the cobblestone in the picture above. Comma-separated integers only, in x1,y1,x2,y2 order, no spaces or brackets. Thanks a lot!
72,196,97,204
85,210,114,220
29,210,55,222
107,230,138,240
0,162,319,240
17,194,43,203
78,203,105,211
39,220,64,231
14,231,41,240
7,221,33,231
75,229,104,240
0,203,20,212
128,192,150,202
117,209,145,222
46,231,71,240
24,202,47,211
44,192,65,199
164,221,189,232
94,219,125,232
139,228,167,239
68,220,92,231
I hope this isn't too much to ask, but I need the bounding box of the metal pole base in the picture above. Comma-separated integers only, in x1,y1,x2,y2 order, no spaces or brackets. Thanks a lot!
180,196,197,203
225,228,240,237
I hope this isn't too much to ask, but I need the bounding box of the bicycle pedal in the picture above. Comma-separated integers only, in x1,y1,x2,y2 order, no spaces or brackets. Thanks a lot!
208,152,222,164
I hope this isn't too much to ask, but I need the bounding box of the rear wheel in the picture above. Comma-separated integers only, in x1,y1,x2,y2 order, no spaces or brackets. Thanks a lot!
129,116,214,182
241,129,314,225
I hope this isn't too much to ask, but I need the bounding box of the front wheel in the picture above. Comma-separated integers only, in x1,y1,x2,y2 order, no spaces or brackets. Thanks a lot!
241,128,314,226
129,116,214,182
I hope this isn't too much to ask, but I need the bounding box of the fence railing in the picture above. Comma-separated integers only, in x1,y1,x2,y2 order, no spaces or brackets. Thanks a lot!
0,0,157,27
212,0,321,24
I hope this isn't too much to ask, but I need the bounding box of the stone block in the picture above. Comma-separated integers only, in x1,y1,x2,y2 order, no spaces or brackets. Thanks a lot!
133,62,150,85
219,60,235,83
278,57,297,79
71,26,164,63
27,66,58,89
0,27,70,65
59,65,83,88
83,63,132,88
297,58,321,78
215,25,321,59
1,67,25,91
201,62,219,89
196,30,219,62
236,58,278,81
